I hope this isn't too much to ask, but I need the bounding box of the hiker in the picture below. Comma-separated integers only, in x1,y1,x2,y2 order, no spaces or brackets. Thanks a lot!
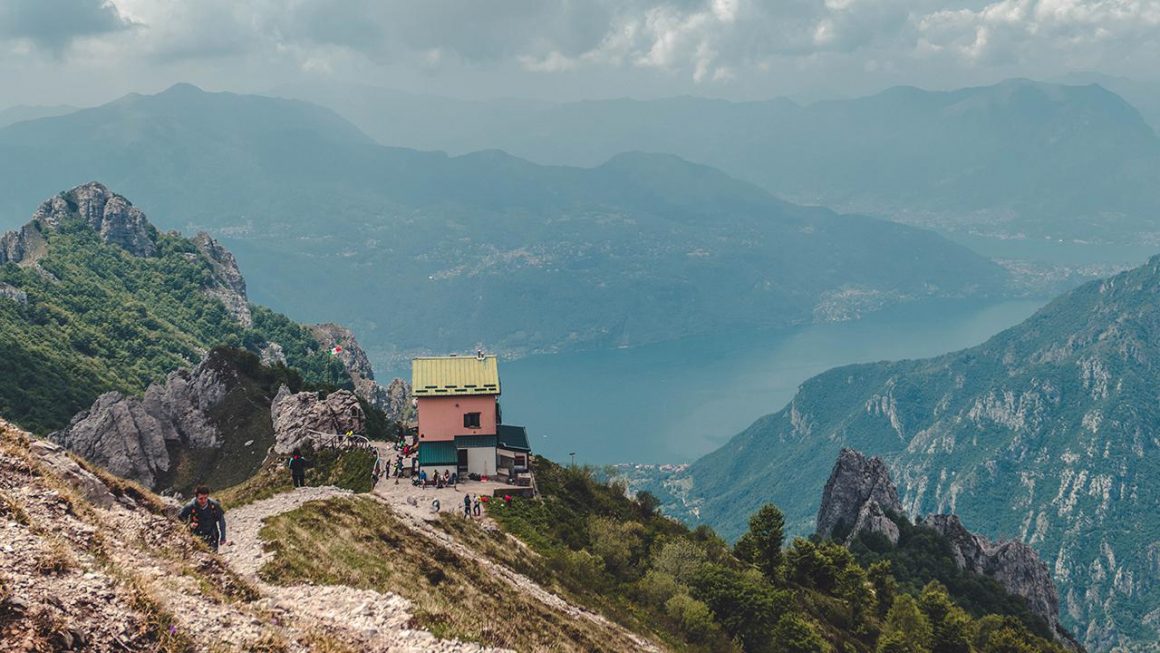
473,495,481,516
178,485,227,552
464,493,471,517
287,448,309,488
503,494,512,507
442,470,451,486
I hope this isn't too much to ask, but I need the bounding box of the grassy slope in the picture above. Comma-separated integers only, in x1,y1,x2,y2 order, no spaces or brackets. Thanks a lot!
257,496,650,652
216,443,377,509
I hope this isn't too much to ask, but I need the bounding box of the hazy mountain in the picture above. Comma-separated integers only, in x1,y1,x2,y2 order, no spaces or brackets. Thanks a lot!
0,104,78,128
278,79,1160,250
0,84,1008,366
1052,73,1160,135
652,257,1160,651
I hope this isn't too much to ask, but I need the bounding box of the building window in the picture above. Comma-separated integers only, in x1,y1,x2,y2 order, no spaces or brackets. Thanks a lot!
464,412,481,429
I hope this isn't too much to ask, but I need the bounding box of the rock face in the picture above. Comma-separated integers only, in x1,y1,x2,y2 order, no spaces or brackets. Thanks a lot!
383,378,413,423
193,232,251,326
816,449,1078,649
922,514,1070,642
27,438,118,509
308,323,409,414
816,448,903,545
2,182,156,265
50,355,231,488
0,282,27,304
270,386,365,454
40,182,157,256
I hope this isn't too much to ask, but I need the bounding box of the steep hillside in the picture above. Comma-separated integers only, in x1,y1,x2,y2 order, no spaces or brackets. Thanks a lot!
279,79,1160,248
0,183,373,434
0,418,505,652
658,256,1160,651
0,85,1009,362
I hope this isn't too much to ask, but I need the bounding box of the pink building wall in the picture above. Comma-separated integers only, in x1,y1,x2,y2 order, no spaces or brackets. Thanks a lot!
417,395,498,442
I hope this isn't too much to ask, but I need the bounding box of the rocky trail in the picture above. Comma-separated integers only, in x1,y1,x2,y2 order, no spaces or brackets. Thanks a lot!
220,486,509,653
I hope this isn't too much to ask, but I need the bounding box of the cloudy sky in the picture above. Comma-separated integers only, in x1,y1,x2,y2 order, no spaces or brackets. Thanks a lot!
2,0,1159,106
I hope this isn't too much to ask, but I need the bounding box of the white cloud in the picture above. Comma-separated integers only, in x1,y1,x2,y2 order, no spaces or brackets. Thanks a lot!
3,0,1160,104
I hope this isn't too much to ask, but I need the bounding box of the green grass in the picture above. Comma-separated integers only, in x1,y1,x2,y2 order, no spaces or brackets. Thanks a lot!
256,495,654,652
217,444,377,509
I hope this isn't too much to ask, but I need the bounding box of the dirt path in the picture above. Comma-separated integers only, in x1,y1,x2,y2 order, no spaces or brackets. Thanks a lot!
221,486,509,653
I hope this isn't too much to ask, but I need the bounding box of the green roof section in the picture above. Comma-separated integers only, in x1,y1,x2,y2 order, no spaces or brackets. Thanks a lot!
455,435,497,448
417,441,458,466
497,425,530,452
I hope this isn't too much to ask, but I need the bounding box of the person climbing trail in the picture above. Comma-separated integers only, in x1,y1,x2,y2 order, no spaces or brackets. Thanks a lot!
287,448,310,488
473,495,481,516
178,485,228,552
463,493,471,518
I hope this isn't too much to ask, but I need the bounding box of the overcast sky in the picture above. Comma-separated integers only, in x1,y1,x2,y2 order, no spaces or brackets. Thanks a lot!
2,0,1159,107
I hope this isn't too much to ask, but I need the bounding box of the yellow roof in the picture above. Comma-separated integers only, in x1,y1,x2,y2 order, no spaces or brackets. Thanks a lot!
412,355,500,396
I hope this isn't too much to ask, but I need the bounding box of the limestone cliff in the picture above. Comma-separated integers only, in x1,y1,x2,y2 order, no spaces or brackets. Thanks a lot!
46,348,298,494
308,322,410,416
192,232,251,327
3,182,159,263
816,449,1079,649
816,448,902,546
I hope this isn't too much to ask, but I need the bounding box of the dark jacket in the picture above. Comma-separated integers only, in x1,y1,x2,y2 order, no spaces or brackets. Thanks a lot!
179,498,227,540
288,455,310,474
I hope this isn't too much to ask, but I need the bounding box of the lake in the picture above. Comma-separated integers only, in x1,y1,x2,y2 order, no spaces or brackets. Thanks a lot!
497,298,1047,466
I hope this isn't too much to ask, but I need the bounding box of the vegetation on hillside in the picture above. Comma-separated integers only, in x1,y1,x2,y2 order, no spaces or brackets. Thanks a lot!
0,222,352,433
217,441,377,509
481,457,1068,653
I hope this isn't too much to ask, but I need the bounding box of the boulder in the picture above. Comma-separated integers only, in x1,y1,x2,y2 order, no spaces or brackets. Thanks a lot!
270,386,365,454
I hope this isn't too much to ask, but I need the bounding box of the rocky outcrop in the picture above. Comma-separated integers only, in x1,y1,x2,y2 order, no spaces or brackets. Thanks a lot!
0,282,27,304
270,386,365,454
27,438,118,509
816,449,1078,649
49,354,232,488
193,232,251,326
1,182,156,265
816,448,903,545
40,182,157,257
383,378,413,423
307,323,409,414
922,514,1078,647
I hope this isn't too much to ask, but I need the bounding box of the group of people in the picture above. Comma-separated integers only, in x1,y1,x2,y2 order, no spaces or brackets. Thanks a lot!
414,468,457,488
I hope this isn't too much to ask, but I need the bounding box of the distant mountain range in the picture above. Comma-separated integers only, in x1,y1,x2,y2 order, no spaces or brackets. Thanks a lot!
0,104,79,128
644,256,1160,652
0,84,1008,365
276,78,1160,251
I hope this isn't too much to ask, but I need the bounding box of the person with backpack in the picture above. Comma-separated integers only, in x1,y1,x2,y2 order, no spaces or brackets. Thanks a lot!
464,493,472,518
287,448,310,488
178,485,227,551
